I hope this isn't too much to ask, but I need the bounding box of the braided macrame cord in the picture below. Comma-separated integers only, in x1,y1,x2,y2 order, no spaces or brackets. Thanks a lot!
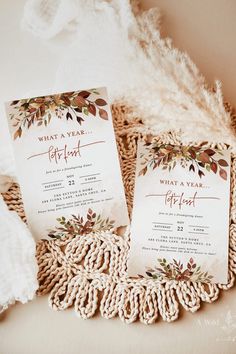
2,103,236,324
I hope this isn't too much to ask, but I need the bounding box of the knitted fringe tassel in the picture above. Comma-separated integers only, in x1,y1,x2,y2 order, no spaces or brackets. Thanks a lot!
36,213,236,324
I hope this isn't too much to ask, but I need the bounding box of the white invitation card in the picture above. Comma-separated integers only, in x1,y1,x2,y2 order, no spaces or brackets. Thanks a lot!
128,140,231,283
5,87,129,240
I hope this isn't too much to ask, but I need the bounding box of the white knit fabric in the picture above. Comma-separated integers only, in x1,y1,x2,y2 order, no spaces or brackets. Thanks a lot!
0,131,38,312
22,0,80,38
21,0,236,150
0,195,38,313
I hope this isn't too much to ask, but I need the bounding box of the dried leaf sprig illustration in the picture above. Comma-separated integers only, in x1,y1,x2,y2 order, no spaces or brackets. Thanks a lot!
144,257,214,283
10,89,109,139
138,142,229,180
48,208,115,239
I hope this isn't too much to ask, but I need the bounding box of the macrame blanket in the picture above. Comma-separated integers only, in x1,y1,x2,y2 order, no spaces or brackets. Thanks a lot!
2,103,236,324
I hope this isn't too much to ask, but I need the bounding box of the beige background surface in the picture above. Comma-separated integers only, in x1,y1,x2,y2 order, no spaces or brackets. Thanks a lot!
1,1,236,354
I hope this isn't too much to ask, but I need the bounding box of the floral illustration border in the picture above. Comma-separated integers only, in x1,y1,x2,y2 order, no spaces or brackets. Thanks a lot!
132,257,214,283
48,208,115,239
138,142,230,181
9,89,109,140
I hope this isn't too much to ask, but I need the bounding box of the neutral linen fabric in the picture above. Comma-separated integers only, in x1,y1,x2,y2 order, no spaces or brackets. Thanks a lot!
0,195,38,313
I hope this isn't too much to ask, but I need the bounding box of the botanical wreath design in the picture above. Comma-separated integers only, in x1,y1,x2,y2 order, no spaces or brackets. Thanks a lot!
48,208,115,239
144,257,214,283
138,142,229,180
9,89,109,140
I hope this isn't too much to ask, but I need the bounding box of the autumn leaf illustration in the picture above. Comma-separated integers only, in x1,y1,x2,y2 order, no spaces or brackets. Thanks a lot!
13,127,22,139
88,103,96,116
95,98,107,106
138,142,230,181
219,168,227,180
99,109,108,120
48,209,115,239
9,89,109,139
145,258,214,283
218,159,229,167
211,161,217,173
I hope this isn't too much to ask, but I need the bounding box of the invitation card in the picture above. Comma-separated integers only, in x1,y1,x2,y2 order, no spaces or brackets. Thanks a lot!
5,87,129,240
128,140,231,283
